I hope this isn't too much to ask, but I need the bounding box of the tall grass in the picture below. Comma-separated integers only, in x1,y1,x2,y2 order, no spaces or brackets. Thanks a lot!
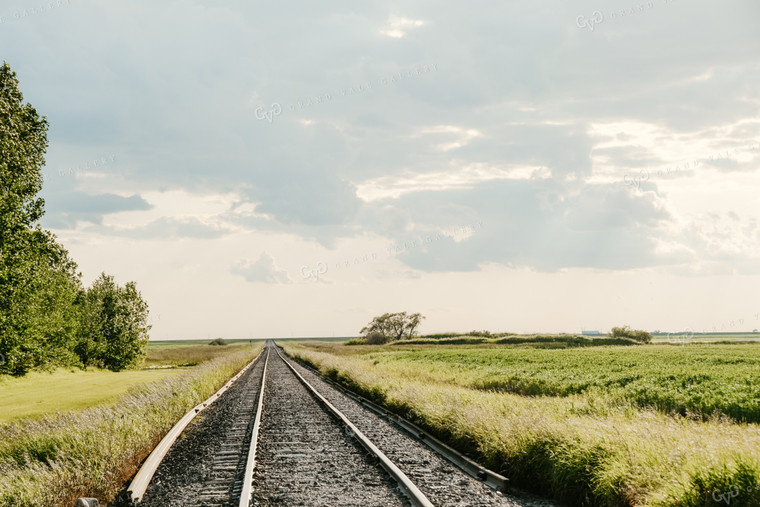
143,342,255,367
0,344,262,506
284,343,760,506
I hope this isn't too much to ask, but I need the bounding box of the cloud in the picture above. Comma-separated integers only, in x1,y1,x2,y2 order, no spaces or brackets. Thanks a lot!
231,253,292,284
380,16,426,38
42,192,151,228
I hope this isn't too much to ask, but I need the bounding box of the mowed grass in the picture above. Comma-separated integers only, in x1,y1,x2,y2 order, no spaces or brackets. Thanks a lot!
0,369,182,423
0,340,262,423
284,341,760,506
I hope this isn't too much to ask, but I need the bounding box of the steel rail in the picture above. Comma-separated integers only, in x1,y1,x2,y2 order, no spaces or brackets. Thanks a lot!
275,348,435,507
238,346,270,507
286,353,510,493
126,347,265,503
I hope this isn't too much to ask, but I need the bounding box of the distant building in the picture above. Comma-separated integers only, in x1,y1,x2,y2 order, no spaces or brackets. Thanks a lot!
581,330,601,336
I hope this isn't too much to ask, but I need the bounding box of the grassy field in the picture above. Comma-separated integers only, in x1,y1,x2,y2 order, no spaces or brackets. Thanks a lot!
283,340,760,506
0,368,183,423
0,341,264,506
144,341,261,367
0,340,259,423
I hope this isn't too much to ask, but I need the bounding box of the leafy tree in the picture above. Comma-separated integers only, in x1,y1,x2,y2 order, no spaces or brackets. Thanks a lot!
360,312,425,343
77,273,150,371
0,62,82,375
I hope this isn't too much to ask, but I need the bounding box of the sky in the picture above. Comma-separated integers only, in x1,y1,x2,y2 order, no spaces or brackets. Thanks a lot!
1,0,759,340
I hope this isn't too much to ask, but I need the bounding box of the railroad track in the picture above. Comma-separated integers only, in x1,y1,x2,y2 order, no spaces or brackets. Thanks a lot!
117,341,550,507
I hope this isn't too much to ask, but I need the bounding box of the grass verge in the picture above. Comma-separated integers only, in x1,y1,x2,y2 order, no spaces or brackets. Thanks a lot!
0,343,263,506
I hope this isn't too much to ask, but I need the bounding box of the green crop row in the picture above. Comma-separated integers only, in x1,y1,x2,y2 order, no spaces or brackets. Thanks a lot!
284,341,760,506
360,343,760,423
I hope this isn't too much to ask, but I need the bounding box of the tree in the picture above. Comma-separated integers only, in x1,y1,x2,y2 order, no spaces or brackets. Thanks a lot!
360,312,425,343
0,62,82,375
77,273,151,371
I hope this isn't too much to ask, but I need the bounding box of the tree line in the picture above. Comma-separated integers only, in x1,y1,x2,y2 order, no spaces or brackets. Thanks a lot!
0,62,150,376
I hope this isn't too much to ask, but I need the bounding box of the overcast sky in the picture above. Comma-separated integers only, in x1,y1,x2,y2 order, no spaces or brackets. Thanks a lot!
2,0,759,339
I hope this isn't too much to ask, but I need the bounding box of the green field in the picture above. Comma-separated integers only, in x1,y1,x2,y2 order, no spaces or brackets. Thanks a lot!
0,368,182,423
0,341,257,423
352,343,760,423
285,340,760,506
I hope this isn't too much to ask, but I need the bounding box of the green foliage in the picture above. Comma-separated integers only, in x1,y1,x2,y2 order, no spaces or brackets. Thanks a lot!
365,331,390,345
0,62,83,376
209,337,227,346
420,331,514,339
403,334,639,347
359,312,425,342
77,273,150,371
0,63,152,376
610,325,652,343
368,344,760,423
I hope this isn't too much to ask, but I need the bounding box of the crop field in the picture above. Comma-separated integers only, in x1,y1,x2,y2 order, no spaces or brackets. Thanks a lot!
284,341,760,506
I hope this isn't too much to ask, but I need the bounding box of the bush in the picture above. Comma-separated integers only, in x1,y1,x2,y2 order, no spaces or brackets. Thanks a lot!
609,326,652,343
209,338,227,346
365,332,390,345
345,338,368,345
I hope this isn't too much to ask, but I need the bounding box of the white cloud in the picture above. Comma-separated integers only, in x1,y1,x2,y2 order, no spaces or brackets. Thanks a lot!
232,253,292,284
379,16,426,38
356,163,551,201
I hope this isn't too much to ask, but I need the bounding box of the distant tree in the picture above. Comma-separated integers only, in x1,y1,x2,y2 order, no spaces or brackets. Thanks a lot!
77,273,150,371
609,326,652,343
360,312,425,343
209,338,227,346
0,62,82,375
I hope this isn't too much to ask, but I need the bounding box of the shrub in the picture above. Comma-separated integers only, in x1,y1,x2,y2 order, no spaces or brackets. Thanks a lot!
365,332,390,345
209,338,227,346
609,326,652,343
